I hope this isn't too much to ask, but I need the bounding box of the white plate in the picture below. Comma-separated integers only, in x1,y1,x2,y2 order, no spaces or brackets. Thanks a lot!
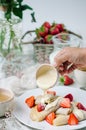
13,86,86,130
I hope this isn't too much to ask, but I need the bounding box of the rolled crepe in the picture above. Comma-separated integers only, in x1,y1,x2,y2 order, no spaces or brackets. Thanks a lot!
56,107,72,115
53,115,69,126
73,108,86,121
30,97,63,121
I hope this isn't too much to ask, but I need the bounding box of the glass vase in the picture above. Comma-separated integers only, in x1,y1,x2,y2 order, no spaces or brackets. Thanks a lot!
0,18,22,57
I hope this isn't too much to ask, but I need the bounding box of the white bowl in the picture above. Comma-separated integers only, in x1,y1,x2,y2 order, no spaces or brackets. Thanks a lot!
0,88,14,117
74,69,86,88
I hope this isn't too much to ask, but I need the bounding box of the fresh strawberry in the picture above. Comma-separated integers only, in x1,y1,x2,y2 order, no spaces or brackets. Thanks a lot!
64,93,73,102
43,21,51,29
77,102,86,111
25,96,35,108
39,26,48,37
60,75,74,85
68,113,79,125
44,34,53,44
45,112,56,125
46,90,56,96
50,26,59,35
60,98,71,108
37,103,45,112
56,24,65,32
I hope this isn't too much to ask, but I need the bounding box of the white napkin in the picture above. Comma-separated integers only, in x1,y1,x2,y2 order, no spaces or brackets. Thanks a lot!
0,64,40,96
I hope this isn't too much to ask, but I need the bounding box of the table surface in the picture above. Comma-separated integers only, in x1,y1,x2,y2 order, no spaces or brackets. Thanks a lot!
0,81,86,130
0,48,86,130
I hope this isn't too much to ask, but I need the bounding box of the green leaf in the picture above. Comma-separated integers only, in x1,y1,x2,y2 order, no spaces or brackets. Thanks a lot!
31,12,36,22
35,28,40,38
17,0,23,3
5,11,11,20
13,7,22,19
21,5,33,11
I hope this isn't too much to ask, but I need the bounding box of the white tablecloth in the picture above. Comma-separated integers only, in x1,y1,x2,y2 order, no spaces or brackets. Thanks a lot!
0,57,86,130
0,80,86,130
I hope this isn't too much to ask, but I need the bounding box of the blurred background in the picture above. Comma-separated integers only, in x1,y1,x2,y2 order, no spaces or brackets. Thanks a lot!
23,0,86,43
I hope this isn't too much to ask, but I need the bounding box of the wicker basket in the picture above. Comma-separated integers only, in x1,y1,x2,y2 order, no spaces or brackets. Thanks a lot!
21,30,82,63
33,43,54,63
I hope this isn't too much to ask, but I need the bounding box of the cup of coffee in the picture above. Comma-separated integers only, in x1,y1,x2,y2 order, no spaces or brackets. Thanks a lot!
74,68,86,88
0,88,14,117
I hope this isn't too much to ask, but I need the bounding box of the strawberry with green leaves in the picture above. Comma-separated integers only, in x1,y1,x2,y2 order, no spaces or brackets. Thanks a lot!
44,34,53,44
50,25,59,35
36,26,48,38
60,75,74,85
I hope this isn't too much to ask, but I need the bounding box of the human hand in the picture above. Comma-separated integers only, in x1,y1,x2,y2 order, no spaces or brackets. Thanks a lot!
53,47,86,74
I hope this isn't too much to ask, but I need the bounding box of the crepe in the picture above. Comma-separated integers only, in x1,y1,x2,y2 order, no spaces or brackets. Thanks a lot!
30,97,63,121
53,115,69,126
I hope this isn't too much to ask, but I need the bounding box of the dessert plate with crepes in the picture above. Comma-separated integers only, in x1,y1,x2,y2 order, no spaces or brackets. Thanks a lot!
13,86,86,130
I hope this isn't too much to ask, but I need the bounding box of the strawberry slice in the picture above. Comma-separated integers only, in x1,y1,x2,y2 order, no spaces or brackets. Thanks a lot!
46,90,56,96
68,113,79,125
45,112,56,125
77,102,86,111
37,103,45,112
25,96,35,108
64,93,73,102
60,75,74,85
60,98,71,108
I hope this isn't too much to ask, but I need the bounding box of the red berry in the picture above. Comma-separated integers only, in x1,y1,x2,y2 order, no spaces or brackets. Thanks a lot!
46,90,56,96
43,21,51,29
45,112,56,125
44,34,53,44
60,75,74,85
50,26,59,35
60,98,71,108
64,93,73,102
56,24,64,32
77,102,86,111
39,26,48,37
25,96,35,108
37,103,45,112
68,113,79,125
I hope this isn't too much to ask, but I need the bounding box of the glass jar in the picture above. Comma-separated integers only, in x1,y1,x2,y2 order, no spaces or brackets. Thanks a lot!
49,33,82,64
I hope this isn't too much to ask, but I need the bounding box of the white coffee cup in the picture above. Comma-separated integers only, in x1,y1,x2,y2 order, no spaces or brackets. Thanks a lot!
74,69,86,88
0,88,14,117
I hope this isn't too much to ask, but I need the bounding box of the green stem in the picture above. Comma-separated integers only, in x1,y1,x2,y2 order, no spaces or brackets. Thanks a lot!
0,28,6,52
8,30,12,53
